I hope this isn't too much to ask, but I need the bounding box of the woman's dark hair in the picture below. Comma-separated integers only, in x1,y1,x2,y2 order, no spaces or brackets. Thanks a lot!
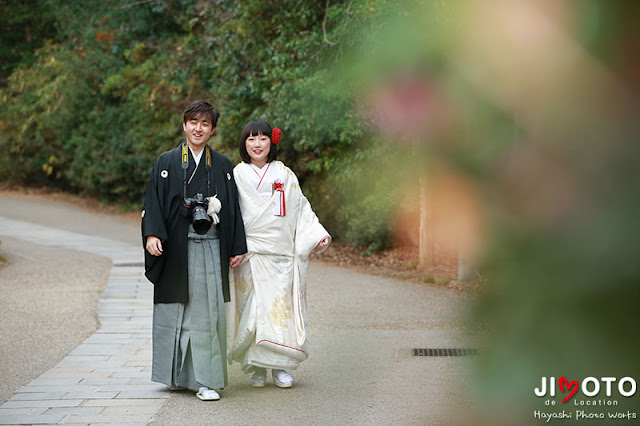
239,119,278,163
183,99,220,127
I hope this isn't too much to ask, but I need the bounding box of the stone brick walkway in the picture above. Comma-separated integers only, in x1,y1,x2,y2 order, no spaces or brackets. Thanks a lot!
0,216,168,425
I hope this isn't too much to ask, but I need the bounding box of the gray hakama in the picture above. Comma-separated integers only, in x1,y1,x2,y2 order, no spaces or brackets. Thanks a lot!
151,225,227,391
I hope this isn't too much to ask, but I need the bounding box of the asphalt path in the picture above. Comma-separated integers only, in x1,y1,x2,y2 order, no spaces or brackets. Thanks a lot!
0,191,480,425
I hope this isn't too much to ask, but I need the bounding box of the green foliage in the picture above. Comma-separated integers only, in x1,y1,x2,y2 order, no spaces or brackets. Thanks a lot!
305,137,420,251
0,0,59,82
0,0,400,245
0,0,194,198
341,192,392,252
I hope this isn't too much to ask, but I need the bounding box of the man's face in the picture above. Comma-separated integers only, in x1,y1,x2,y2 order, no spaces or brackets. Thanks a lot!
183,114,214,150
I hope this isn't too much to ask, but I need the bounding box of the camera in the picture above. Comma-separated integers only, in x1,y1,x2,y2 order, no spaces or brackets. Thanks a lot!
183,193,212,235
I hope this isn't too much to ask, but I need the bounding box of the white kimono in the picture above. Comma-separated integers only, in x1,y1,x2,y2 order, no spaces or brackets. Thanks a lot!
228,161,330,372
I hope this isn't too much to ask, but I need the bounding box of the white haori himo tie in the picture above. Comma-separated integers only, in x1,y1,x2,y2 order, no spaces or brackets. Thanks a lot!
207,195,222,224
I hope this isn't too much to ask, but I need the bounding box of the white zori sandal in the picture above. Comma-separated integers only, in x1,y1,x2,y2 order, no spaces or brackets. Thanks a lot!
273,370,293,388
250,371,266,388
196,387,220,401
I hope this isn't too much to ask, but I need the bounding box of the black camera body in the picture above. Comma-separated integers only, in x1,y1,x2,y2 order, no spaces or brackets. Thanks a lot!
183,193,212,235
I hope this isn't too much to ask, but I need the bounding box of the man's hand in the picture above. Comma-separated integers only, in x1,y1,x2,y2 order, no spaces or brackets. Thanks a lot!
146,236,163,256
230,254,245,268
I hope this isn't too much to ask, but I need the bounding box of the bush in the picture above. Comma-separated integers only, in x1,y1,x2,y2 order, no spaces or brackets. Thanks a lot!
340,192,393,252
0,0,400,245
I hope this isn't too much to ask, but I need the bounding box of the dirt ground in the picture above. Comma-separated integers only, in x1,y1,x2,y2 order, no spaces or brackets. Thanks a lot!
311,241,478,292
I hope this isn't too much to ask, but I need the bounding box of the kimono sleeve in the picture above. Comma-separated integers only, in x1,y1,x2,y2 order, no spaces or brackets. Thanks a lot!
226,162,248,257
141,158,169,244
141,159,169,284
295,191,331,260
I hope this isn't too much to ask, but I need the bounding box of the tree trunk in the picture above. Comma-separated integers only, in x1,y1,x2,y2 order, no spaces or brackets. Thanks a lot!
419,173,434,269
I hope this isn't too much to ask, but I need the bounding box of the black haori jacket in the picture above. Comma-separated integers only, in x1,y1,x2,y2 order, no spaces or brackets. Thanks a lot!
141,141,247,304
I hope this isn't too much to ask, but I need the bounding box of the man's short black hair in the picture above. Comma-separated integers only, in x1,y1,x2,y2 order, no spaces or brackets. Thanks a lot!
238,119,278,164
183,100,220,126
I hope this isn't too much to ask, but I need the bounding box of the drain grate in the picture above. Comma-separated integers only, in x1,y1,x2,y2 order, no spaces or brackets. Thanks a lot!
413,348,477,357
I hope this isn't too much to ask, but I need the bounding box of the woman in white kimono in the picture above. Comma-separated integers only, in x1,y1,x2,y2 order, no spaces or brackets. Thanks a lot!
228,120,331,388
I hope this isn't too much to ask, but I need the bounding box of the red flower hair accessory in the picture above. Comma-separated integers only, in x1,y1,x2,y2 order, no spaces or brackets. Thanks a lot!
271,127,282,145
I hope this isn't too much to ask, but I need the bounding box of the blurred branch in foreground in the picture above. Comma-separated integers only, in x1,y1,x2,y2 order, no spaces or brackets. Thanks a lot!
335,0,640,422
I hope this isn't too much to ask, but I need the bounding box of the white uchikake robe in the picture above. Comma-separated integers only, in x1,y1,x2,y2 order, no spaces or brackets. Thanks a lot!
228,161,330,372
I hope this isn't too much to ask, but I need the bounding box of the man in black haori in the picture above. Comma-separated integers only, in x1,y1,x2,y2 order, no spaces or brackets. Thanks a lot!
142,99,247,401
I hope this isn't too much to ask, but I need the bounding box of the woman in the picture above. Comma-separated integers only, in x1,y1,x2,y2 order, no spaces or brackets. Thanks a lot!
228,119,331,388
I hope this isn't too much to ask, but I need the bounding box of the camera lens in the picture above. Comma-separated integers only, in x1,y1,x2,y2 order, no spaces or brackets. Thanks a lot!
192,205,212,235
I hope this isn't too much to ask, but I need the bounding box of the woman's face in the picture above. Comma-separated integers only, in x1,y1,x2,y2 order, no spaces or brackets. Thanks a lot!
245,132,271,167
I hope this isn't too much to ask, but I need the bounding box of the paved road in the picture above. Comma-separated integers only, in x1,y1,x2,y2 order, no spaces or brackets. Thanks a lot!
0,192,480,425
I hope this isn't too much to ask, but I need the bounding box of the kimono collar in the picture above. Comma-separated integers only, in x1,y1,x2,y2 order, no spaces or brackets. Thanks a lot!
181,140,212,198
181,140,211,171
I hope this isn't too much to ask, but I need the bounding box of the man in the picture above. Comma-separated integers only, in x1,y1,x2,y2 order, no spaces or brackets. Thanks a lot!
142,99,247,401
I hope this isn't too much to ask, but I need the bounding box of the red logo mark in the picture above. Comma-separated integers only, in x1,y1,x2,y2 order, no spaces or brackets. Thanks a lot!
558,377,579,402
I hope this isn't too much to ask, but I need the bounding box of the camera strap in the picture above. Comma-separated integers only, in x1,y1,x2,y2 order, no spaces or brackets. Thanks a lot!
181,140,212,199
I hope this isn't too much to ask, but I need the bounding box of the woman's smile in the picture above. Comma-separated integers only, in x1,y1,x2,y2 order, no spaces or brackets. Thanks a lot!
246,133,271,167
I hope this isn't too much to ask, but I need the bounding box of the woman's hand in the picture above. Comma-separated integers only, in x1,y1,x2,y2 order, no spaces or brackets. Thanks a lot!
230,254,245,268
316,236,331,249
146,236,163,256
